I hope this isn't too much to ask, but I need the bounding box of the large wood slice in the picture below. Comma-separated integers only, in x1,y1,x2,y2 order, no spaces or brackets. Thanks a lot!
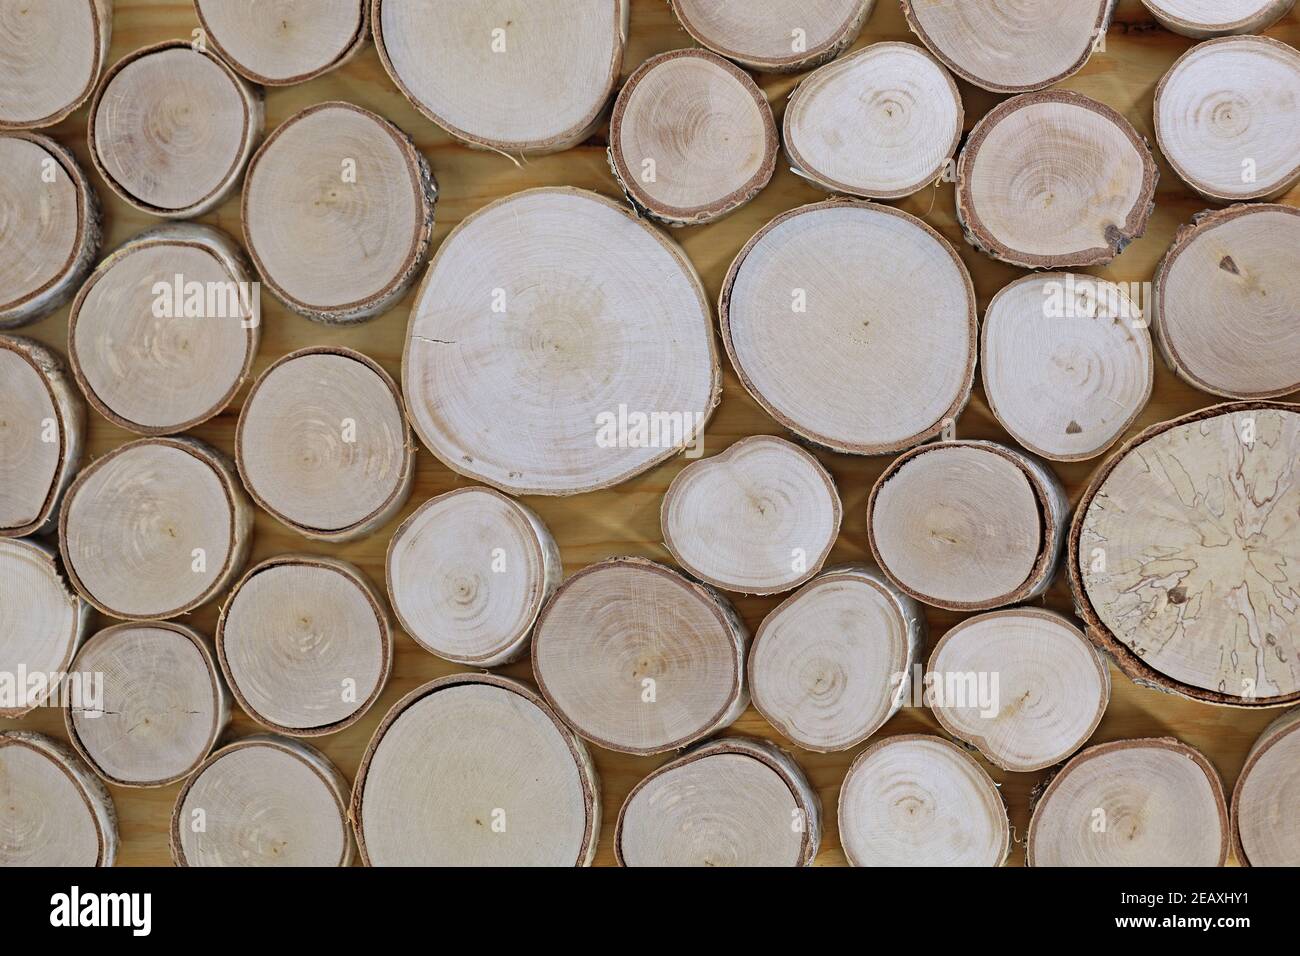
1142,0,1296,37
0,0,111,130
1231,706,1300,866
668,0,873,73
194,0,369,86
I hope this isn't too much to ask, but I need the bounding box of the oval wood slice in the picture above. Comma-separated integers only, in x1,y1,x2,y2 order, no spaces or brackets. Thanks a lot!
532,557,748,755
404,187,719,496
1142,0,1296,39
615,737,821,866
386,487,561,667
720,199,976,455
1027,737,1229,866
0,0,111,130
194,0,368,86
839,734,1010,867
351,673,600,866
669,0,873,73
1231,706,1300,866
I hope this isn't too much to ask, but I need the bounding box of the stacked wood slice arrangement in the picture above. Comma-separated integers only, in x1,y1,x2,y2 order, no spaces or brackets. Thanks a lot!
0,0,112,130
1231,707,1300,867
192,0,369,86
668,0,874,73
1142,0,1297,36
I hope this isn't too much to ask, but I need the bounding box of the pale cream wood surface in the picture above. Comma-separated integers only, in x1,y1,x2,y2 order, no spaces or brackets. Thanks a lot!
0,0,111,130
193,0,367,86
1142,0,1297,37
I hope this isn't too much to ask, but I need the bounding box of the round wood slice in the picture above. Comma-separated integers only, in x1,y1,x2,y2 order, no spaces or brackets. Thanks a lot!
615,736,821,867
928,608,1110,773
217,555,392,736
1027,737,1229,866
0,0,111,130
839,734,1010,867
720,199,976,455
868,441,1069,612
1231,706,1300,866
171,734,355,867
236,347,414,542
65,621,230,788
373,0,627,155
668,0,873,73
0,731,117,866
531,557,748,755
403,186,719,496
981,273,1153,461
351,673,600,866
242,101,436,324
608,48,776,226
1142,0,1296,39
661,435,841,595
194,0,369,86
59,436,253,620
68,223,260,435
957,90,1157,269
1071,402,1300,706
88,40,263,218
386,487,561,667
749,564,924,752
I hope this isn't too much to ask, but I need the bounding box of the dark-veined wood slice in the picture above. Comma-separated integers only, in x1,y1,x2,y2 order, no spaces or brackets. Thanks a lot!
1141,0,1295,37
194,0,368,86
1231,706,1300,866
0,0,111,130
668,0,873,73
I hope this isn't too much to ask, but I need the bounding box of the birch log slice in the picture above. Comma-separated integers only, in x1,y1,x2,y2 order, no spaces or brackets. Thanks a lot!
386,487,561,667
1153,205,1300,399
88,41,263,218
1071,403,1300,706
668,0,873,73
67,224,259,435
748,565,923,752
1141,0,1296,37
0,0,111,130
1026,738,1229,866
404,187,718,496
236,348,414,542
351,673,600,866
242,102,436,324
981,273,1153,461
373,0,627,155
1232,707,1300,866
59,437,252,620
531,557,748,755
957,91,1157,269
217,556,392,736
194,0,368,86
615,737,821,867
720,200,976,455
839,734,1010,867
0,732,117,866
608,49,777,226
662,436,840,595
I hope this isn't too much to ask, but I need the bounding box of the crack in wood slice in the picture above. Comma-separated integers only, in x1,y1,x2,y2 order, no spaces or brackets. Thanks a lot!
669,0,873,73
1231,706,1300,866
194,0,368,86
0,0,111,130
1141,0,1296,37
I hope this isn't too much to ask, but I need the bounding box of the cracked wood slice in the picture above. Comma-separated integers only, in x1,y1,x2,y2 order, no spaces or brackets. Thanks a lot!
1141,0,1297,39
928,608,1110,773
1026,737,1229,866
531,557,748,755
236,347,414,542
194,0,369,86
839,734,1010,867
608,48,776,225
1071,403,1300,706
720,199,976,455
957,90,1157,268
748,564,924,752
1231,706,1300,866
0,0,111,130
373,0,627,155
386,487,561,667
59,436,253,620
981,273,1153,461
668,0,873,73
615,737,821,867
404,187,719,496
243,101,435,324
351,673,600,866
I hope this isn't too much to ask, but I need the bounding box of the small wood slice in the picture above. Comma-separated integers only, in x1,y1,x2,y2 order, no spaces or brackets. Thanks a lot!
531,557,749,755
373,0,627,155
242,101,436,324
217,555,392,736
669,0,873,73
661,435,841,595
957,90,1157,269
404,187,719,496
839,734,1010,867
171,734,355,867
66,621,230,788
1142,0,1296,39
59,436,253,620
386,487,561,667
1071,403,1300,706
981,273,1153,461
194,0,369,86
0,0,111,130
0,731,117,866
236,347,414,542
1231,706,1300,866
749,564,924,753
88,40,264,218
1027,737,1229,866
720,199,976,455
68,223,260,436
868,441,1069,612
351,673,600,866
615,736,821,867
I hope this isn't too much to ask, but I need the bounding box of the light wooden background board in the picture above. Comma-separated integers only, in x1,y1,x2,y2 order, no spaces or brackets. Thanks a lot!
5,0,1298,867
